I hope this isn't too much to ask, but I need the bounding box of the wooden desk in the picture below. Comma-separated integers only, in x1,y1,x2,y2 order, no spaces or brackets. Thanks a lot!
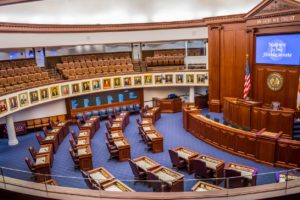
252,106,295,139
111,122,123,131
191,181,224,192
187,112,300,169
145,130,163,153
141,118,153,126
149,166,184,192
256,130,282,166
144,107,161,124
117,111,130,126
182,104,201,131
55,121,70,138
102,180,135,192
276,172,300,183
42,134,59,153
35,154,51,182
113,117,126,131
89,116,100,131
132,156,160,172
153,97,182,113
225,162,258,186
173,146,199,173
88,167,115,187
77,145,93,171
37,144,53,167
48,128,63,145
80,122,96,138
77,130,90,138
76,136,90,146
223,97,262,130
194,154,225,181
113,138,131,161
109,130,125,139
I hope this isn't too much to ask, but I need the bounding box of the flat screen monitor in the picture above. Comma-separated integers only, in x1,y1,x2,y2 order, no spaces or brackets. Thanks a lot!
256,34,300,66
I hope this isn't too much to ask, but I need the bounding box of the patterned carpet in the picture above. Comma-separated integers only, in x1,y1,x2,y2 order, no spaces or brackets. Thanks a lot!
0,111,283,191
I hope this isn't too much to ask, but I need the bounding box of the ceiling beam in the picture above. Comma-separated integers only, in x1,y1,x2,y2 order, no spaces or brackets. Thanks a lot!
0,0,41,6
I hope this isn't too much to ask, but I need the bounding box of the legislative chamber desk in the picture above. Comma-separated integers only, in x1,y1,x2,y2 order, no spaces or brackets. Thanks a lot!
223,97,295,139
88,167,115,187
113,137,131,161
77,145,93,171
143,107,161,124
35,154,51,182
132,156,160,172
172,146,199,173
153,97,182,113
185,112,300,168
142,125,164,153
37,144,54,167
182,103,201,131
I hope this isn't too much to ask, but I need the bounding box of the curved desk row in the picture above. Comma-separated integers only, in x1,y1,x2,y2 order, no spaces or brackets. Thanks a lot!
184,111,300,169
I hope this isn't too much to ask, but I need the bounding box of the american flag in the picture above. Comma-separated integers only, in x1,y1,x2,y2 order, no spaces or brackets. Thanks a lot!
243,55,251,99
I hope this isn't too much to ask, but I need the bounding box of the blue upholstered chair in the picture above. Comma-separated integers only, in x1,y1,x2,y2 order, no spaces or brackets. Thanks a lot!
135,104,141,110
76,113,84,122
128,105,135,113
92,110,99,116
107,108,114,116
99,109,107,119
121,105,127,112
114,107,121,114
85,112,92,120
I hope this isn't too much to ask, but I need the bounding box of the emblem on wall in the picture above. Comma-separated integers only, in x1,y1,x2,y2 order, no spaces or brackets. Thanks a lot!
267,72,283,91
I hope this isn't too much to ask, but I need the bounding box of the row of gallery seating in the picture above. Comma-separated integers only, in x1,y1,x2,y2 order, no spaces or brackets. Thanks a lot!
26,115,68,131
153,49,201,57
60,53,131,63
74,104,141,122
59,64,134,80
0,59,36,69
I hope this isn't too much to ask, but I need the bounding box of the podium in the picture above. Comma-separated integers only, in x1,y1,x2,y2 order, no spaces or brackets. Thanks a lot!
153,97,182,113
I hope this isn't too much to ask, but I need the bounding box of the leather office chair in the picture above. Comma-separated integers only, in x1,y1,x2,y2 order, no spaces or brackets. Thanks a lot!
69,148,79,169
168,149,186,170
42,126,49,137
71,130,78,141
136,118,141,126
69,138,78,153
141,132,152,152
28,146,37,161
139,110,144,118
191,159,210,178
105,132,114,144
25,156,36,175
224,169,243,188
105,122,111,132
81,170,99,189
108,115,114,126
147,172,169,192
128,159,147,184
105,140,119,160
36,133,44,145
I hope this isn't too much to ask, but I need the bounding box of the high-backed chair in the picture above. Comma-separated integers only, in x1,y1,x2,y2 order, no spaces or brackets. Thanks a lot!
36,133,44,145
99,109,107,119
224,169,243,188
28,146,37,161
107,108,114,116
146,172,169,192
121,106,127,112
25,156,36,178
168,149,186,170
71,130,78,141
136,118,141,126
105,140,119,160
81,170,99,189
191,159,210,178
128,159,147,183
105,122,111,133
42,126,49,137
69,148,79,169
69,138,78,153
105,132,114,144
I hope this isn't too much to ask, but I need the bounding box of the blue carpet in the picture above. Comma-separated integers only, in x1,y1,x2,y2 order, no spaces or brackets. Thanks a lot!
0,112,284,191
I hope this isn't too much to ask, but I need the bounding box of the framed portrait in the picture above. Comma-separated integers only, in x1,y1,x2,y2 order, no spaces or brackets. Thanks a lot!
92,80,101,90
9,96,18,111
29,91,39,104
113,77,122,88
134,76,142,86
61,85,70,96
0,99,8,114
155,75,163,85
197,74,207,84
50,86,60,98
40,88,49,100
186,74,194,84
176,74,184,84
82,81,91,92
165,74,173,84
144,75,153,85
19,92,29,107
103,78,111,89
72,83,80,94
123,77,132,87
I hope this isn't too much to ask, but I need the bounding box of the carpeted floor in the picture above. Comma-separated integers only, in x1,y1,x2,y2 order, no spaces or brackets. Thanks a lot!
0,111,284,191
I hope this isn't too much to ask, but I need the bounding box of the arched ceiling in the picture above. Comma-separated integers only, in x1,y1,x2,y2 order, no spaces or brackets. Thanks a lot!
0,0,262,24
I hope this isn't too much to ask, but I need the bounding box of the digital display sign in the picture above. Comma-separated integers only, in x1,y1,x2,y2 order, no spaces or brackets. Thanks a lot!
256,34,300,66
70,89,139,109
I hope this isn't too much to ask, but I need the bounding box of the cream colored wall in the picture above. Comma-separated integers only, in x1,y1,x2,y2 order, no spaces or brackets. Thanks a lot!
0,27,208,49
